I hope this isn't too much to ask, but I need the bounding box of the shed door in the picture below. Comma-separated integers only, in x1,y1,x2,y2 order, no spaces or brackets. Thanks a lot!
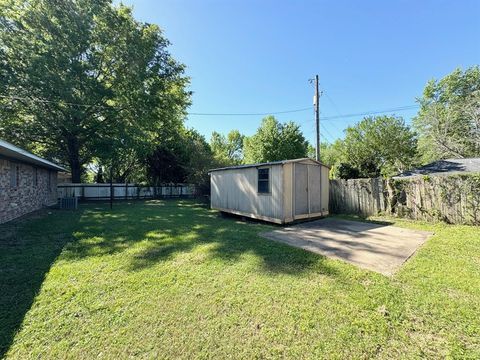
294,163,309,215
308,165,321,213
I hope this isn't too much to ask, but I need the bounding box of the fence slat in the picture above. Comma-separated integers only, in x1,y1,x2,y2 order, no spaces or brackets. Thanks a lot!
329,175,480,225
58,183,197,201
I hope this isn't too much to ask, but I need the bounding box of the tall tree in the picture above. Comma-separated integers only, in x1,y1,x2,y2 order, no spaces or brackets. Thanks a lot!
210,130,244,166
243,116,308,163
414,66,480,162
146,128,215,191
307,140,344,168
0,0,190,182
339,115,417,178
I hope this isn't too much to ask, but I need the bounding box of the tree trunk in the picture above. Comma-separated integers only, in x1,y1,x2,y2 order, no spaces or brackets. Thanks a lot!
70,160,82,183
67,136,82,183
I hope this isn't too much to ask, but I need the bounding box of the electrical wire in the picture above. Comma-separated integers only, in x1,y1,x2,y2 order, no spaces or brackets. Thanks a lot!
0,94,420,121
187,107,312,116
324,92,344,118
188,105,419,121
0,94,313,116
321,105,419,121
322,91,347,136
320,122,336,143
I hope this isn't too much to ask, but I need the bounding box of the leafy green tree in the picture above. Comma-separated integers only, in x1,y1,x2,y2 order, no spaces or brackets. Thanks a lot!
307,144,316,160
340,115,418,178
335,163,360,179
146,128,215,191
322,140,346,168
97,135,147,183
210,130,244,166
308,140,345,168
243,116,308,163
0,0,190,182
414,66,480,162
182,129,215,190
146,144,187,184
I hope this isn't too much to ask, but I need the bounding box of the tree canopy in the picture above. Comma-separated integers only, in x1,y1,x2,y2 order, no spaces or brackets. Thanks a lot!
0,0,190,182
414,66,480,162
0,1,477,187
243,116,308,163
307,141,344,168
210,130,244,166
146,129,214,191
325,116,418,179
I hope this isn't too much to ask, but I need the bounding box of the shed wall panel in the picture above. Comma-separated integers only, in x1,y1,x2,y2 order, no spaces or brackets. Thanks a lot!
210,165,284,220
294,164,309,215
321,166,329,211
282,163,293,221
308,164,321,213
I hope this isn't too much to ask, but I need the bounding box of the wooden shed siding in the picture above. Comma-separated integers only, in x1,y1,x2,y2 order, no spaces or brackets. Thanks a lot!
308,164,321,213
294,163,309,215
210,159,330,223
320,166,329,212
210,165,284,220
282,163,293,222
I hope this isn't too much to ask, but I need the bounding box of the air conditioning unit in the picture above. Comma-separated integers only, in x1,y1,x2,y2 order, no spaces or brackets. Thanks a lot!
59,197,78,210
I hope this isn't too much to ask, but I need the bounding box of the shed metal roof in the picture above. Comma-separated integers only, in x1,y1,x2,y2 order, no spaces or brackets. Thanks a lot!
394,158,480,178
0,139,67,171
209,158,329,173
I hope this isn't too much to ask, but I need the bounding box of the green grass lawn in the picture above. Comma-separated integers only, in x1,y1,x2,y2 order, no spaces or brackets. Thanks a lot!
0,200,479,359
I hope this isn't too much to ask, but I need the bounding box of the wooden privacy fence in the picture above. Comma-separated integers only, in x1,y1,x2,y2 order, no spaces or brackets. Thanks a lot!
329,174,480,225
330,178,387,217
57,183,197,201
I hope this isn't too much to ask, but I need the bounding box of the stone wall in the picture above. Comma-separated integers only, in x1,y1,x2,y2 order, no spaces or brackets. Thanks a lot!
0,158,58,224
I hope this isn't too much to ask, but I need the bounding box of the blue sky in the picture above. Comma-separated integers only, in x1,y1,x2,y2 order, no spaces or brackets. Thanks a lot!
121,0,479,145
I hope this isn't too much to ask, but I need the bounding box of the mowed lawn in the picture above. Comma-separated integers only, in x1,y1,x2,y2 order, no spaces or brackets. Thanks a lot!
0,201,479,359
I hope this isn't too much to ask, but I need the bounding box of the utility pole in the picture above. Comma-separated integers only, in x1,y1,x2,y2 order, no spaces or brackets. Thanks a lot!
314,75,320,161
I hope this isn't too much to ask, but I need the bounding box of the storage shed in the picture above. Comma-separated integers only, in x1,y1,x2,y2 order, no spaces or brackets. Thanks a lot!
209,158,329,224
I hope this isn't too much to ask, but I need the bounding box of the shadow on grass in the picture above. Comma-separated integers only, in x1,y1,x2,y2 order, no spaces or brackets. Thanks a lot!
0,208,83,358
0,200,339,356
62,200,339,276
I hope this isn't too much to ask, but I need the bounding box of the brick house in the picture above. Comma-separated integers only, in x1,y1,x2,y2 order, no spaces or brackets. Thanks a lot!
0,139,66,224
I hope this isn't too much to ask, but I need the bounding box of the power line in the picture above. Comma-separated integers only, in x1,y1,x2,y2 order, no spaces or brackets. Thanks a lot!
1,93,420,121
0,94,313,116
320,122,336,143
187,107,312,116
324,92,344,118
192,104,420,119
321,105,419,121
322,92,347,135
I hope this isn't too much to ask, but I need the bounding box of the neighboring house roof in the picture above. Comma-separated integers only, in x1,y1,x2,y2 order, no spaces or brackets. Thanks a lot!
209,158,329,173
0,139,67,171
394,158,480,178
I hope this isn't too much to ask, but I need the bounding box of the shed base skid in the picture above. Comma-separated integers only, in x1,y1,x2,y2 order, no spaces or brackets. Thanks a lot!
285,211,330,223
214,207,329,225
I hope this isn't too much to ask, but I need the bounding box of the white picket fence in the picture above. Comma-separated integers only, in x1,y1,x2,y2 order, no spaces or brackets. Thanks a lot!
57,183,196,200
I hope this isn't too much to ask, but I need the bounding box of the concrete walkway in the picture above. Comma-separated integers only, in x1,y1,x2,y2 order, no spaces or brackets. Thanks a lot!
261,218,433,275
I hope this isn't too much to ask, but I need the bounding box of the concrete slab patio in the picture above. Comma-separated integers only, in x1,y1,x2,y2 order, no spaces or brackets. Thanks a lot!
261,217,433,275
